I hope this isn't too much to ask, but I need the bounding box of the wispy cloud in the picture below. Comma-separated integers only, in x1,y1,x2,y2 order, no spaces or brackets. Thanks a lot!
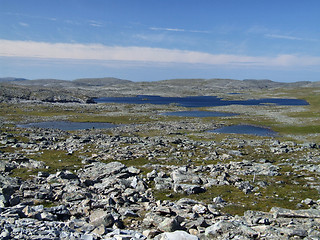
1,39,320,67
265,34,317,42
150,27,185,32
19,22,29,27
5,12,57,21
88,20,103,27
150,27,210,34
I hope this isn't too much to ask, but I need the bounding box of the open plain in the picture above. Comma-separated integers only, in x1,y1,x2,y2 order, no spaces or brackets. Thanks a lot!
1,78,320,239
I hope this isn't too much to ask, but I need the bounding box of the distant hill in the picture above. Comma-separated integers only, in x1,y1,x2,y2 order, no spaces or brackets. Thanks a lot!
72,77,132,86
1,77,132,88
1,76,319,100
0,77,28,83
11,79,70,87
1,77,314,90
156,78,312,90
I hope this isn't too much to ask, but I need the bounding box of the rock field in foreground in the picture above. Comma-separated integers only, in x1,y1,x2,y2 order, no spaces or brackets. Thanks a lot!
1,115,320,239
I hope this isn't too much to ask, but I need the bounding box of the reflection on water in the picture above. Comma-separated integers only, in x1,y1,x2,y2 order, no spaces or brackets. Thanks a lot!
17,121,118,131
161,111,237,117
209,124,277,137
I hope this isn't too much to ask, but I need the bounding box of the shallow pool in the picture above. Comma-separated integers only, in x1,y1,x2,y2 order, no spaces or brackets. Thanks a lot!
208,124,277,137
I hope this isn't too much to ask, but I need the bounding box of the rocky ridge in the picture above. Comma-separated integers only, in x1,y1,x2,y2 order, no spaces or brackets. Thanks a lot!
1,77,319,103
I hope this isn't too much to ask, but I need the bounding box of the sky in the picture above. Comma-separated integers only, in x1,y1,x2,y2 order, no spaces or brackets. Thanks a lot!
1,0,320,82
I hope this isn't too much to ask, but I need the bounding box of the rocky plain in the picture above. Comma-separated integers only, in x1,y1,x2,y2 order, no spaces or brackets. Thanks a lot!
1,77,320,239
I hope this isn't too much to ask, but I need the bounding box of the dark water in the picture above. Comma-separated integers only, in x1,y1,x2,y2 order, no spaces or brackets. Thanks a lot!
94,95,308,107
17,121,118,131
209,125,277,137
161,111,238,117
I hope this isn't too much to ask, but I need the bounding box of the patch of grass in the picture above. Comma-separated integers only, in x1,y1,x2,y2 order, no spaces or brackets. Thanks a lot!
32,150,84,171
274,125,320,135
11,149,85,179
0,146,17,153
0,103,78,122
10,167,46,180
153,189,185,202
34,200,57,208
287,111,320,118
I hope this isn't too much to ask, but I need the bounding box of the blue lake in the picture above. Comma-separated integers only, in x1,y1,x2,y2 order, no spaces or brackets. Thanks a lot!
17,121,118,131
94,95,308,107
161,111,238,117
209,125,277,137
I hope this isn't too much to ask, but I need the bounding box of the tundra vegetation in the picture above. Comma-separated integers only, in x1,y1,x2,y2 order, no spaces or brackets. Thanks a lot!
1,78,320,239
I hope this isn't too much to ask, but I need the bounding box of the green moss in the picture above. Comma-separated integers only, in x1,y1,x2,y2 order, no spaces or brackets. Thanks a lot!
10,168,46,180
274,125,320,135
34,200,57,208
0,146,17,153
10,149,84,179
0,103,78,121
33,150,83,170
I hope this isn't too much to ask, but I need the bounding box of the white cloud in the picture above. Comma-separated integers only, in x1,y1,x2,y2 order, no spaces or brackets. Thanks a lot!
265,34,317,42
1,39,320,67
150,27,210,34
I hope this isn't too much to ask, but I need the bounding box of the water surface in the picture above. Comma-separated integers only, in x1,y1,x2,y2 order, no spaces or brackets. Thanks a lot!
95,95,308,107
18,121,118,131
209,124,277,137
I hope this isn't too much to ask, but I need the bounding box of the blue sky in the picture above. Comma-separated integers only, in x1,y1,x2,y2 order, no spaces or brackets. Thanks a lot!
1,0,320,82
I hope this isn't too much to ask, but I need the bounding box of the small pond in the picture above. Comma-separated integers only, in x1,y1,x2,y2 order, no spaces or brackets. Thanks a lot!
94,95,308,107
17,121,118,131
208,124,277,137
161,111,237,117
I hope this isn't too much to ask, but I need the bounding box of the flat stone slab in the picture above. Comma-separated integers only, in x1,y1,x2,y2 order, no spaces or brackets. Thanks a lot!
270,207,320,218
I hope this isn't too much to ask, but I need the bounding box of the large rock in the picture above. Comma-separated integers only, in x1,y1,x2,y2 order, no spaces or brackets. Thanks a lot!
0,161,16,172
0,185,14,207
173,184,206,195
154,177,173,190
79,162,127,182
89,209,115,227
251,225,308,239
205,220,258,239
158,217,181,232
171,168,202,184
154,230,199,240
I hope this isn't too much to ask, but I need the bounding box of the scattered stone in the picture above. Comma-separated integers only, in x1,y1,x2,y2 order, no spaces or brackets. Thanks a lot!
1,106,320,239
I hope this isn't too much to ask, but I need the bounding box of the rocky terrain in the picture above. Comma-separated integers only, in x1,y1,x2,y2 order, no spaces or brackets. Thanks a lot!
1,78,320,239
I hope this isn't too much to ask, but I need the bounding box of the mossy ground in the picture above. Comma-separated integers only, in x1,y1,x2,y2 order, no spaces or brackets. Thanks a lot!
9,149,85,180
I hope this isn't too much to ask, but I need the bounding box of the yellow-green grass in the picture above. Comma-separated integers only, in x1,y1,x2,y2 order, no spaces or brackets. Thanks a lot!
153,173,319,216
273,87,320,118
10,149,84,180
